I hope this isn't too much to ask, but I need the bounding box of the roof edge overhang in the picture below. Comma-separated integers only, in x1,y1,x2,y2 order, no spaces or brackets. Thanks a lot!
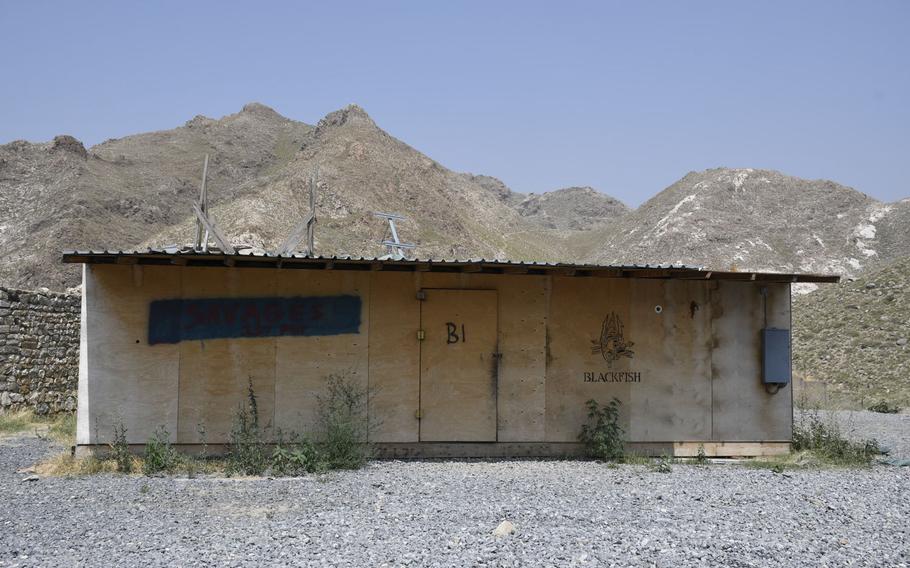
61,249,840,284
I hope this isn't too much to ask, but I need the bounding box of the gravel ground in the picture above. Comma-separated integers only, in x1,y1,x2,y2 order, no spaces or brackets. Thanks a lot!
1,414,908,567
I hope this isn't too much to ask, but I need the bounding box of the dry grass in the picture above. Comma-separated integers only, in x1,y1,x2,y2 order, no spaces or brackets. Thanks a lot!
35,451,230,478
35,453,123,476
0,410,75,445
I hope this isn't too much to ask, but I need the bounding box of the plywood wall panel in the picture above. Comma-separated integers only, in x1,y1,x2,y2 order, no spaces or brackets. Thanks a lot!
546,277,633,442
419,289,498,441
417,274,547,442
85,265,181,444
710,281,792,441
367,273,419,443
273,270,370,438
626,280,712,441
176,268,277,444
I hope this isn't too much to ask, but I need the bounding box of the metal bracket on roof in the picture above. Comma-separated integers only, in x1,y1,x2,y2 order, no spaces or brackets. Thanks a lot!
374,212,415,260
276,167,318,256
192,154,236,255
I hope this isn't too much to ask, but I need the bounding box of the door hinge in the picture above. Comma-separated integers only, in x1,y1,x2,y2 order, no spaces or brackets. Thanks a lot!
417,330,425,341
415,409,422,419
416,290,426,301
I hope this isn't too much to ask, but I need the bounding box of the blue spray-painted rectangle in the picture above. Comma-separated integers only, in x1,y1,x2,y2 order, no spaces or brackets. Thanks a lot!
148,295,362,344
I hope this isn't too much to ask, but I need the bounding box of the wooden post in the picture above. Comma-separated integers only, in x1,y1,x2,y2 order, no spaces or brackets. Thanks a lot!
275,167,318,256
306,167,317,255
194,154,209,250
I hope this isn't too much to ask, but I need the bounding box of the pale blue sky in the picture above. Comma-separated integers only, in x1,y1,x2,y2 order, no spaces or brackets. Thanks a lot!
1,1,907,206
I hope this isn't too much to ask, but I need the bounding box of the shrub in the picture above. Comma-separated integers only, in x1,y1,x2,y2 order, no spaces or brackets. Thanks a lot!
578,398,625,461
868,401,901,414
196,421,209,460
270,430,321,476
651,455,673,473
143,426,179,475
110,420,133,473
793,408,880,466
316,372,373,470
226,379,269,476
695,443,708,465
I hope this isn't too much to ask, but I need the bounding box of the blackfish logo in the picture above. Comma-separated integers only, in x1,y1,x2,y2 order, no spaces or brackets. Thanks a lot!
591,312,634,368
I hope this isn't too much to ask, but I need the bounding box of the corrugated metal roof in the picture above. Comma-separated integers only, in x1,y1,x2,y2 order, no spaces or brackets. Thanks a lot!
60,247,840,283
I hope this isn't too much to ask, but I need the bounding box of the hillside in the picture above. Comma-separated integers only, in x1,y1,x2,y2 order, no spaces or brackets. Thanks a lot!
2,103,909,294
1,103,602,290
510,186,629,231
0,103,312,289
793,256,910,407
583,168,906,277
139,105,572,265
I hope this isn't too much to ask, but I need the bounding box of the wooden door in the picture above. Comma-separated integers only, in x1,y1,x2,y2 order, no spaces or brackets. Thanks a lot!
419,289,498,441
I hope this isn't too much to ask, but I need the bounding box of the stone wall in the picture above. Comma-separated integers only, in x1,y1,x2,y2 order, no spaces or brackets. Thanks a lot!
0,286,80,414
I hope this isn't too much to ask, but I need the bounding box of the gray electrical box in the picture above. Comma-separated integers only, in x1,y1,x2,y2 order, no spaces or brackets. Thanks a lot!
762,328,791,385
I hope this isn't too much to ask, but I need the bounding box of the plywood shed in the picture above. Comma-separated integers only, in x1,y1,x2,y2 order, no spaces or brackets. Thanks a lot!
62,250,838,458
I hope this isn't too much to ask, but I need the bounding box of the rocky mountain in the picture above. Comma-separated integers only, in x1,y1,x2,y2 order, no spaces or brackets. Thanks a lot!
0,104,590,290
510,186,629,231
139,105,573,267
0,103,312,289
2,103,909,293
582,168,908,278
793,256,910,407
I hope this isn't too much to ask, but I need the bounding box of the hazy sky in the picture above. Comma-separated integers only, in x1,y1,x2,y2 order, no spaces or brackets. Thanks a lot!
1,1,907,206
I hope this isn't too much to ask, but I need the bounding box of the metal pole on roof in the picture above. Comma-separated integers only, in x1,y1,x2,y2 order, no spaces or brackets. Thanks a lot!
374,212,416,260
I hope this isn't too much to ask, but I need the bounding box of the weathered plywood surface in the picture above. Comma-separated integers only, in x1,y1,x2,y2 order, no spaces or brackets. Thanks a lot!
368,273,419,443
80,260,794,451
418,274,547,442
673,441,790,457
626,279,712,441
84,265,181,444
710,281,792,441
273,270,369,437
546,277,634,442
419,289,498,441
177,268,277,444
76,265,90,445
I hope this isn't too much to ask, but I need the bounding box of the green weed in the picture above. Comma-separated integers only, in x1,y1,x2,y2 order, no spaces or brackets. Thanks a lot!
316,372,374,470
579,398,625,461
226,379,268,476
143,426,180,475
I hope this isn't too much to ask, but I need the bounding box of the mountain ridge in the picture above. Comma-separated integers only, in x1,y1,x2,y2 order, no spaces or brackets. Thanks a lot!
2,102,909,291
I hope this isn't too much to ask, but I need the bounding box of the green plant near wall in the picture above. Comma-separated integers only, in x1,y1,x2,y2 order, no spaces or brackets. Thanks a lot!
143,426,179,475
316,371,374,470
651,455,673,473
270,429,322,476
792,407,880,466
110,420,132,474
579,398,625,461
226,379,269,476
